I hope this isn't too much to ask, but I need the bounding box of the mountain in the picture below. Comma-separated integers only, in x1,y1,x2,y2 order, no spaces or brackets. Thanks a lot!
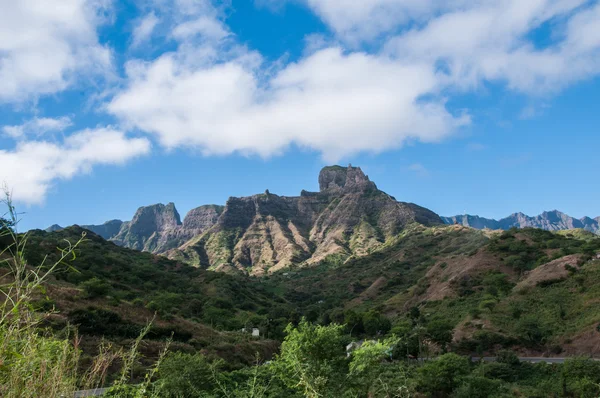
45,220,124,239
46,224,64,232
31,219,600,360
82,219,124,239
23,226,282,367
111,203,224,253
167,165,441,275
47,165,442,275
274,225,600,356
442,210,600,234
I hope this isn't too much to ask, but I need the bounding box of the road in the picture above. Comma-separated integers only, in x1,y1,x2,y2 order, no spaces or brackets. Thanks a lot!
472,357,597,364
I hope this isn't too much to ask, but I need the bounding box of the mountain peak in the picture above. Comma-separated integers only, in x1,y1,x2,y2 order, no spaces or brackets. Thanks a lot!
131,203,181,231
45,224,64,233
318,164,376,193
443,210,599,235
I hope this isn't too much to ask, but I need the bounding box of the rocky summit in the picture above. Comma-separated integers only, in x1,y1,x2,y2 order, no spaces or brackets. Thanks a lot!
54,165,441,275
442,210,600,235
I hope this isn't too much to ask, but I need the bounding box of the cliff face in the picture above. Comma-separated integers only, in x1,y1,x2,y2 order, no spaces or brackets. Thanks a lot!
442,210,600,235
168,165,442,275
44,165,442,275
111,204,223,253
45,220,123,240
111,203,181,252
82,220,123,240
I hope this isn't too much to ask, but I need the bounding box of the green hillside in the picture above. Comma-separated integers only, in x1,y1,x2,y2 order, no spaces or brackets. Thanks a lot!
5,221,600,397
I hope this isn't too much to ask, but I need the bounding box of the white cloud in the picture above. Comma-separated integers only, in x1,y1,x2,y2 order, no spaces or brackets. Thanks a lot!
108,45,469,161
303,0,438,43
131,12,160,48
0,0,113,103
172,16,230,41
0,128,150,204
3,117,73,139
105,0,600,163
384,0,600,94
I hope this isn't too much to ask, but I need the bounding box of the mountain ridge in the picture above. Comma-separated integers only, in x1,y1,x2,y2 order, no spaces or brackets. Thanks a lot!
442,210,600,234
46,165,442,274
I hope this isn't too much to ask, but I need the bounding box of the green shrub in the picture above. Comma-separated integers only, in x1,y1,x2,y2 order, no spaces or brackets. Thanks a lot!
158,352,216,397
417,353,470,397
80,277,112,298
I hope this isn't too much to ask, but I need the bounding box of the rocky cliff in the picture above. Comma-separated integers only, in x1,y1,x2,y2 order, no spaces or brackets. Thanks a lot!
45,220,123,240
168,165,442,275
44,165,443,274
111,203,223,253
442,210,600,234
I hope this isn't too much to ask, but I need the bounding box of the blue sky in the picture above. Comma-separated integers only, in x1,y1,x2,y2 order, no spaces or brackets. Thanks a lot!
1,0,599,231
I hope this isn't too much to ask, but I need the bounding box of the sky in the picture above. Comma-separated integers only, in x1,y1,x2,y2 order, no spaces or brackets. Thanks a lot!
1,0,599,231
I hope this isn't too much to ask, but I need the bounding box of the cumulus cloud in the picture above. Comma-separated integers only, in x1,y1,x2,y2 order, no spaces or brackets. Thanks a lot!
3,0,600,204
384,0,600,94
0,0,112,103
3,117,73,139
131,12,160,48
106,0,600,162
172,16,230,41
108,45,469,161
0,128,151,204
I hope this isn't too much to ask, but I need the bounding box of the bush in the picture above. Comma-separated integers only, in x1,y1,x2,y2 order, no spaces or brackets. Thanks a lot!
516,316,550,346
417,353,470,397
453,375,508,398
80,277,111,298
562,358,600,397
158,352,216,397
426,318,454,349
274,319,348,397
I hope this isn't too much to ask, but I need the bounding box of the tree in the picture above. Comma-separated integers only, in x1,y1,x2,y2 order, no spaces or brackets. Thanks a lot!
362,310,392,336
349,337,399,396
426,319,454,350
80,277,111,298
562,358,600,397
273,319,348,398
453,376,508,398
158,352,216,398
516,316,550,346
417,353,470,397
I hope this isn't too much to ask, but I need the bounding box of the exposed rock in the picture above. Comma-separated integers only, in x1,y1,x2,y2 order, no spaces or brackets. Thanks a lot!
81,220,123,240
514,254,582,291
318,165,376,193
442,210,599,235
183,205,224,234
110,204,223,254
111,203,181,252
46,165,443,275
168,165,442,274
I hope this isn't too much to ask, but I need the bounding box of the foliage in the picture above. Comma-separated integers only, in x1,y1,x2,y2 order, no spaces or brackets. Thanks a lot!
273,319,348,398
0,193,164,397
157,352,217,397
416,353,471,397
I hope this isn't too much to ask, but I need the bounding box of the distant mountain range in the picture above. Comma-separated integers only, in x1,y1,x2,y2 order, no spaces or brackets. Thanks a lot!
46,165,441,275
441,211,600,235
